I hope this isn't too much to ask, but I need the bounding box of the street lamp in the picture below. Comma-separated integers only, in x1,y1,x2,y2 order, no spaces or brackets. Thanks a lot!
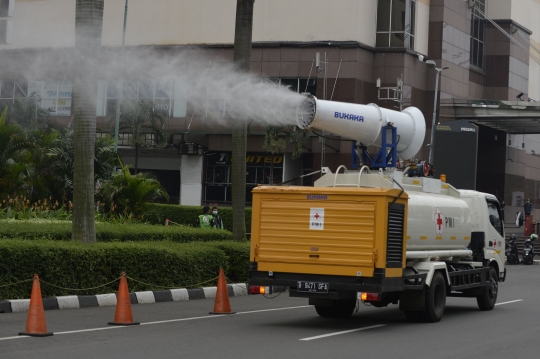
419,54,448,167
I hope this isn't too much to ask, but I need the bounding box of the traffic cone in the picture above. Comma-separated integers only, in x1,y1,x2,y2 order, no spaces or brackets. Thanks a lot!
18,274,53,337
209,268,236,315
108,272,140,325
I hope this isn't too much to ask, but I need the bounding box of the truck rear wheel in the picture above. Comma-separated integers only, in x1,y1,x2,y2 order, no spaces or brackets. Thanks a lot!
476,266,498,311
421,272,446,323
315,299,356,318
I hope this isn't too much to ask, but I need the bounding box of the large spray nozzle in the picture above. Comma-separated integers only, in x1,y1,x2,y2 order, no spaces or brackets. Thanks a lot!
296,95,317,129
295,95,426,159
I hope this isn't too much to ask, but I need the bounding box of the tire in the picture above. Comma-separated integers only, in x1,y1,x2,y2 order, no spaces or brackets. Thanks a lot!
421,272,446,323
315,299,356,318
476,266,498,311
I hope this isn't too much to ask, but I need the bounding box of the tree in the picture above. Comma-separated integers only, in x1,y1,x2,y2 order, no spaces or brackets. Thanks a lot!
4,97,50,131
72,0,104,243
263,126,308,184
231,0,255,241
96,161,169,219
47,129,116,202
112,100,167,174
0,108,33,197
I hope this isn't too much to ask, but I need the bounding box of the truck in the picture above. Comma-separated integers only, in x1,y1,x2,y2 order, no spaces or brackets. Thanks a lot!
248,95,506,323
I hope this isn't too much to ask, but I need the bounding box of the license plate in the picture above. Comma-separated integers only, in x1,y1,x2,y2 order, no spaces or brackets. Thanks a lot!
297,281,329,293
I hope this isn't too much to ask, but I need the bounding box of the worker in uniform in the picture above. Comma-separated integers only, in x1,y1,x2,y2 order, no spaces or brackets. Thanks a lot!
524,199,533,216
199,206,213,229
211,206,224,230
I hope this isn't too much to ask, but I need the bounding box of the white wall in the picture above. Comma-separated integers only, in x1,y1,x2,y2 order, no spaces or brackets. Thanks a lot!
415,0,430,56
3,0,380,49
1,0,75,49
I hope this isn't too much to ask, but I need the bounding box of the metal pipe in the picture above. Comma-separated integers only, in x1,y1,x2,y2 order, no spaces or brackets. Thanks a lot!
406,250,472,259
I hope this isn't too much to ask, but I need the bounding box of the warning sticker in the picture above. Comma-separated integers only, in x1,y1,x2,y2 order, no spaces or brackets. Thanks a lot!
310,208,324,230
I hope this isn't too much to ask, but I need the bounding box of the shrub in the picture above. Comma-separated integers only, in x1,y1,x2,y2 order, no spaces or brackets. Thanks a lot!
0,240,248,299
0,219,233,242
146,203,253,233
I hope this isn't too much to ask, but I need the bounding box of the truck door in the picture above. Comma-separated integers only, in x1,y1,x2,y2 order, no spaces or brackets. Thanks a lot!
486,199,505,266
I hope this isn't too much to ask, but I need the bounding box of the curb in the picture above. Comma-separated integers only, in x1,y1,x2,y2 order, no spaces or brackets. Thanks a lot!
0,283,248,314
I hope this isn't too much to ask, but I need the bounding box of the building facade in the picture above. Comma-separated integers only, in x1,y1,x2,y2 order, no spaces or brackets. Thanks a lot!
1,0,540,213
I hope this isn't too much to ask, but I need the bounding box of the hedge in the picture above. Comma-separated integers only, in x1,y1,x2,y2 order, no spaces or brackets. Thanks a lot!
0,240,250,300
0,219,232,242
146,203,252,234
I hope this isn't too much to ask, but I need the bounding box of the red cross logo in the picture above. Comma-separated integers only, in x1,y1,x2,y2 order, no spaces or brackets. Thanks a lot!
436,213,443,231
314,213,320,219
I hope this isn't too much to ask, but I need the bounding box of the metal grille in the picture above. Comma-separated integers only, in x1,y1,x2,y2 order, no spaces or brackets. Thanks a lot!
387,203,405,268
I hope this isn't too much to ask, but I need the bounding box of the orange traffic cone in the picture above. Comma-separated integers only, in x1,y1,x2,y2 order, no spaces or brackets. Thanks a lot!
108,272,140,325
19,274,53,337
209,268,236,315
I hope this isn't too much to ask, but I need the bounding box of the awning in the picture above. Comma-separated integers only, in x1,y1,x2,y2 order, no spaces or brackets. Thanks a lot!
440,99,540,134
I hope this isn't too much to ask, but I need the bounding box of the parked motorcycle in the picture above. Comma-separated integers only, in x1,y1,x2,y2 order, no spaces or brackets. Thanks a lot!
521,234,537,265
506,234,520,265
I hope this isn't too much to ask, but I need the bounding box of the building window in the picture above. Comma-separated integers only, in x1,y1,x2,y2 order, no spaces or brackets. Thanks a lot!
376,0,416,49
27,80,72,116
117,133,132,146
469,0,485,69
96,78,187,118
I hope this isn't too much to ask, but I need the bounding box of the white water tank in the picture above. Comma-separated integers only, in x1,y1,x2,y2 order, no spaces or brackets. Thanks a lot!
296,95,426,159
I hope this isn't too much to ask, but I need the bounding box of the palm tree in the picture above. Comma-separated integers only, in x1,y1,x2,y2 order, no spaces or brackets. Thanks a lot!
0,108,33,197
96,162,169,218
231,0,255,241
263,126,308,184
72,0,104,243
47,129,116,202
113,100,167,174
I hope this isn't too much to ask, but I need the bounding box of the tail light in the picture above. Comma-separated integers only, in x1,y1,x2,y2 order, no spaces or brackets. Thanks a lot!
248,285,271,295
360,292,380,302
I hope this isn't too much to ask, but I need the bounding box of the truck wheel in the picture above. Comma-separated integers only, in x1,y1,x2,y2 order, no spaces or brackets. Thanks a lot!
476,266,498,311
315,299,356,318
421,272,446,323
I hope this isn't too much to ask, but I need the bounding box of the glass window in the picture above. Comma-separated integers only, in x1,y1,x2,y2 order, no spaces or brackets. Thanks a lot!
27,80,72,116
469,0,485,69
487,200,503,236
376,0,416,49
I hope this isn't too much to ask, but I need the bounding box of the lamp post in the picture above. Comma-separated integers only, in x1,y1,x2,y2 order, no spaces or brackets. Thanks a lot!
419,55,448,167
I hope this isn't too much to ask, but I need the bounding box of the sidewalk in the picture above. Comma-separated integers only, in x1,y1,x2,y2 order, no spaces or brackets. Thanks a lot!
503,222,540,265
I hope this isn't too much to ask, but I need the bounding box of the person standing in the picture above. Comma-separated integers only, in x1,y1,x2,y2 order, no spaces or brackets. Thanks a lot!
524,199,533,216
199,206,213,229
211,206,224,230
500,200,505,222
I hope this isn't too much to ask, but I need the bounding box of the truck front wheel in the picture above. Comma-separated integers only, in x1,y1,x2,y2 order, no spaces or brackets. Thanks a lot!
315,299,356,318
476,266,498,311
422,272,446,323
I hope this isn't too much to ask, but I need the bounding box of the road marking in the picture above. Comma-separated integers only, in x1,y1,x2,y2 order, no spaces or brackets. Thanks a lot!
140,305,311,325
299,324,386,341
0,336,29,341
55,326,126,335
0,305,312,341
495,299,523,306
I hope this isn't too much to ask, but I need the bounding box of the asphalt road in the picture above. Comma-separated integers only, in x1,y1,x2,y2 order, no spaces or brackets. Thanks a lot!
1,265,538,359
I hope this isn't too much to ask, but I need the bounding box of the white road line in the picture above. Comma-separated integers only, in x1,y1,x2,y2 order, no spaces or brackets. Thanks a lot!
0,336,29,341
0,305,312,340
299,324,386,341
495,299,523,306
55,326,126,335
